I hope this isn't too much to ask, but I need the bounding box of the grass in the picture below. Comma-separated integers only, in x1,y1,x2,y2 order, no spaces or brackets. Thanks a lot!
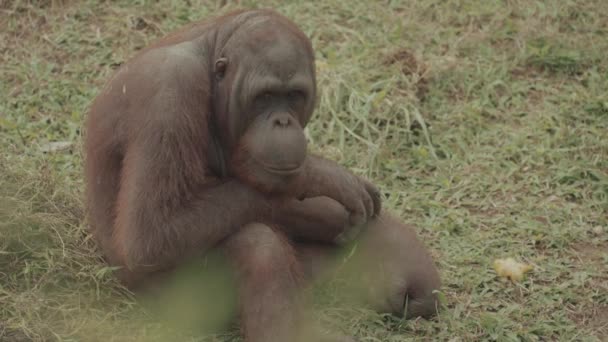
1,0,607,340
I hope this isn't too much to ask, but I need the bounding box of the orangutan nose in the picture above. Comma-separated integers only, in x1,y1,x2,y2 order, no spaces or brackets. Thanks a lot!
273,114,292,128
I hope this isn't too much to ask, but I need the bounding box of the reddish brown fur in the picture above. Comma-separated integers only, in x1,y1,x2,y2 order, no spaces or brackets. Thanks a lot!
85,9,440,342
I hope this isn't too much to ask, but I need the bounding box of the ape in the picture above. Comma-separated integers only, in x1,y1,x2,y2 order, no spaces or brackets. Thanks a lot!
85,9,440,342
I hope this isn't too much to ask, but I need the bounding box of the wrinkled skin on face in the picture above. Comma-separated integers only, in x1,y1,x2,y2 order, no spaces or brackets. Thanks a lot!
212,19,316,195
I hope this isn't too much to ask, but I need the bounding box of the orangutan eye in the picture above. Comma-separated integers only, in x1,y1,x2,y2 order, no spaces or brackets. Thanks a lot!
253,92,270,110
287,90,304,100
256,91,274,106
287,90,306,106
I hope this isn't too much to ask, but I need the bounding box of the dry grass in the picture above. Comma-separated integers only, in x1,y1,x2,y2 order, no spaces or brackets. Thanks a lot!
1,0,607,341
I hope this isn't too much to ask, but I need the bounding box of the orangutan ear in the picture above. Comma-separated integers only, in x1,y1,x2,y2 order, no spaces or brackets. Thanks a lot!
214,57,228,79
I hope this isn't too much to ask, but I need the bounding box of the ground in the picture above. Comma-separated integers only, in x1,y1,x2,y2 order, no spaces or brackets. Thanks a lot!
1,0,607,341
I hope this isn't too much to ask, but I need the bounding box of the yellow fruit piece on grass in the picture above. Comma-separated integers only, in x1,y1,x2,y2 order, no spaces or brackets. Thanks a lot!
493,258,533,282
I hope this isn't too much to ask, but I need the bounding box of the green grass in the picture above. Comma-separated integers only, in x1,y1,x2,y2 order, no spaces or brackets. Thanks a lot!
1,0,607,341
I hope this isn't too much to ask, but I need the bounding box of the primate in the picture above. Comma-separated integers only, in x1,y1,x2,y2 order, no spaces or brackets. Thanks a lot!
85,9,440,342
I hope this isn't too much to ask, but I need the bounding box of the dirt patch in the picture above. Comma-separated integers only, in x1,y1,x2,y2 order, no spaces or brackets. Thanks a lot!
571,241,608,265
569,304,608,337
567,241,608,336
384,48,422,75
461,204,501,218
383,48,429,101
510,65,542,79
